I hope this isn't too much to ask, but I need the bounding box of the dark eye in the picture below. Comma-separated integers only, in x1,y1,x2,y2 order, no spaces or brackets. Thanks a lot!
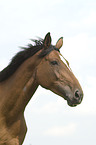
51,61,58,65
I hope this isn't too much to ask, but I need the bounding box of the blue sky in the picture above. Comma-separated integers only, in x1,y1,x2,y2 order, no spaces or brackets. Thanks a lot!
0,0,96,145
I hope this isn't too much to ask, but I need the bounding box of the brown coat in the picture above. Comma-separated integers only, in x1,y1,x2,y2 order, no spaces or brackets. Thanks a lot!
0,33,83,144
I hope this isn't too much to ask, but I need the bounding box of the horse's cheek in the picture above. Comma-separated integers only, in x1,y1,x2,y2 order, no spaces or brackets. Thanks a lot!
36,65,53,89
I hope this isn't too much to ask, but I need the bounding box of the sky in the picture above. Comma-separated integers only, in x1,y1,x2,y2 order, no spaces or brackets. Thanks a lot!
0,0,96,145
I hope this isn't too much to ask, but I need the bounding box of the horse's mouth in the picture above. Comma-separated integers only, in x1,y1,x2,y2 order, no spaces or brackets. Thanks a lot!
65,95,82,107
59,90,81,107
67,100,78,107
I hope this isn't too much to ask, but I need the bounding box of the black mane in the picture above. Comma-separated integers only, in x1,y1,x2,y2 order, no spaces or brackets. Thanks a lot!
0,39,44,82
0,38,59,82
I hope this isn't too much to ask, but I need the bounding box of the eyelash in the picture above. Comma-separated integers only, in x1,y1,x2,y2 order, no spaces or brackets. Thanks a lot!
50,61,58,65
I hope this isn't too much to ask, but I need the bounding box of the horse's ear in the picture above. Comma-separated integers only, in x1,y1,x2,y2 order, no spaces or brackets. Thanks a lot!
43,32,51,48
55,37,63,49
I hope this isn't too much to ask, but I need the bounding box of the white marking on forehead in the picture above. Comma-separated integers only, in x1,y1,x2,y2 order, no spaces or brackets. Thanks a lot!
60,53,72,71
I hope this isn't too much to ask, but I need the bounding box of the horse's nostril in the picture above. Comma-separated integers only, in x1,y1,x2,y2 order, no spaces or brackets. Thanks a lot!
75,90,80,98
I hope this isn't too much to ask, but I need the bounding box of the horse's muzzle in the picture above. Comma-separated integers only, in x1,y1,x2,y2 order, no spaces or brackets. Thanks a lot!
67,89,83,107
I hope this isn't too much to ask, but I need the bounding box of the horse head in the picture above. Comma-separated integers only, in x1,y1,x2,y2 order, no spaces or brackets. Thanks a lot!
36,33,83,107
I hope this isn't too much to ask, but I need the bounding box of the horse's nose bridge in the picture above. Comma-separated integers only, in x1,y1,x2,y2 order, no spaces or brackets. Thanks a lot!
60,69,73,82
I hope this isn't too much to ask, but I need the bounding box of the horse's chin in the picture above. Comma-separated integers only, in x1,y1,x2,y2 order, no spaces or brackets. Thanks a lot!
67,101,77,107
66,94,83,107
62,96,77,107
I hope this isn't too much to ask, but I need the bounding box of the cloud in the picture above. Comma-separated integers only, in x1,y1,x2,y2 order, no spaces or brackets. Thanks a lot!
43,123,77,137
29,91,64,114
62,33,95,62
77,76,96,115
81,10,96,27
64,10,96,31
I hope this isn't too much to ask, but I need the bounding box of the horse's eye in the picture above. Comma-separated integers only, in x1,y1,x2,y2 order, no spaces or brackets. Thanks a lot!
51,61,58,65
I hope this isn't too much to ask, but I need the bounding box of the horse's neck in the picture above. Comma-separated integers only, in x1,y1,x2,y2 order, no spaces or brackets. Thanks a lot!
0,52,41,121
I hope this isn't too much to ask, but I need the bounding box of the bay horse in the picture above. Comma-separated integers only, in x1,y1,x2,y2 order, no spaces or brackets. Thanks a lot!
0,33,83,145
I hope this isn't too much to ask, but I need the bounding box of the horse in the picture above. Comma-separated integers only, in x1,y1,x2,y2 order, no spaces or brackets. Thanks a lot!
0,32,83,145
